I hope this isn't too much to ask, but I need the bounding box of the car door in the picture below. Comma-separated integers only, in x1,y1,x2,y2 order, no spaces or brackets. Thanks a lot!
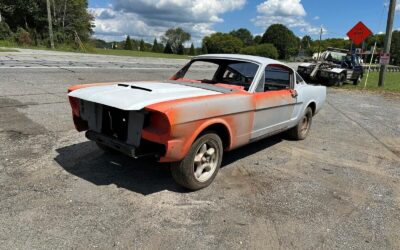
251,64,298,140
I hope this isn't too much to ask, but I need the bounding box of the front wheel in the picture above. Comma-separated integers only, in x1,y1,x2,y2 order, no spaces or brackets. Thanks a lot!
171,133,223,190
335,73,346,87
287,107,313,140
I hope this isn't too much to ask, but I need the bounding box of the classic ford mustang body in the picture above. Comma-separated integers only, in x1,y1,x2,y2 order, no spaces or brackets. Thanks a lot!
68,54,326,190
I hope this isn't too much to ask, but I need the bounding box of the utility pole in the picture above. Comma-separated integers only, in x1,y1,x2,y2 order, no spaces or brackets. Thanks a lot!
317,27,323,60
46,0,55,49
378,0,397,87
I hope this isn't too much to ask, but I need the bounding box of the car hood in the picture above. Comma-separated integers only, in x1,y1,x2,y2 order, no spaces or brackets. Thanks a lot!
68,81,222,110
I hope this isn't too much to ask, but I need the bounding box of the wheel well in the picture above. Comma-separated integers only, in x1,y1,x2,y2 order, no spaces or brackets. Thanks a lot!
308,102,316,115
200,123,230,150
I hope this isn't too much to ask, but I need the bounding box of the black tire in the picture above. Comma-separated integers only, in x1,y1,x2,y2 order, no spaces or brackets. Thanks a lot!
171,133,223,190
287,107,313,140
336,73,346,87
353,75,362,85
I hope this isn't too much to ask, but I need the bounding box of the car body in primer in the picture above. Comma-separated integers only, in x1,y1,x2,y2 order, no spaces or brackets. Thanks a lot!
68,54,326,190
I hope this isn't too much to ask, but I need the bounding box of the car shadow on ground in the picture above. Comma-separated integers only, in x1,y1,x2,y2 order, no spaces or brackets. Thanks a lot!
54,135,283,195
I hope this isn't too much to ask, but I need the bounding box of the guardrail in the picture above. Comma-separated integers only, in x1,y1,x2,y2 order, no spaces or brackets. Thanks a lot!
362,65,400,72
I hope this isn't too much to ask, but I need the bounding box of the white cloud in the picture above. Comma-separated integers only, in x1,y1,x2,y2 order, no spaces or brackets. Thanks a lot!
252,0,325,36
396,3,400,11
313,16,320,20
256,0,306,17
91,0,246,44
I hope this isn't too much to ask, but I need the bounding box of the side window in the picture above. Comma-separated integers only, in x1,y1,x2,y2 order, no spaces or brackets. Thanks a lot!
264,65,292,91
296,72,304,84
184,61,219,81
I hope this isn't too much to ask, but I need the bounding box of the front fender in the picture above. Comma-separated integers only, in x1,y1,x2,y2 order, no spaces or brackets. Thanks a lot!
159,118,235,162
144,93,255,162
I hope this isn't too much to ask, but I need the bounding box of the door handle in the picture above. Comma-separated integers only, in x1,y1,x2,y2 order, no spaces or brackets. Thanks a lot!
290,90,298,98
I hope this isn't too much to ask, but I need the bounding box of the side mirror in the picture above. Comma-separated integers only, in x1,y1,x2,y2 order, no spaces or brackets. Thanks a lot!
290,89,298,98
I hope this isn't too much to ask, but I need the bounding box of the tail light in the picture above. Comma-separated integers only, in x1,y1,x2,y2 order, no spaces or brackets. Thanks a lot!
69,96,80,117
68,96,88,131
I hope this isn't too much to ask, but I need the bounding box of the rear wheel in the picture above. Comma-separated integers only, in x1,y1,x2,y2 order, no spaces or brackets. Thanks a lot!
353,75,362,85
171,133,223,190
287,107,313,140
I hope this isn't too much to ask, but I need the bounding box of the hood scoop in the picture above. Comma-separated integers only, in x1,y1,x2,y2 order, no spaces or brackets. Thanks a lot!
117,83,152,92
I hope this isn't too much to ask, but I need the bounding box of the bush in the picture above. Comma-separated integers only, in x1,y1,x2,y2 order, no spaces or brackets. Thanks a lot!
15,28,32,46
203,33,243,54
0,21,12,40
240,43,279,59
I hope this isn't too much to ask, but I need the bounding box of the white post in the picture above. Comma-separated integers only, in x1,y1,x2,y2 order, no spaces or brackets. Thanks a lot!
364,41,377,89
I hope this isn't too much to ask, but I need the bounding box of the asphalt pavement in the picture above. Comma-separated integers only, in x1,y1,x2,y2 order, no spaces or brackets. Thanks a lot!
1,49,400,249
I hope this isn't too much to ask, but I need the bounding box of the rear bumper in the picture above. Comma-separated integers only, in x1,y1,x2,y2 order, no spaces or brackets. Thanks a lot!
86,130,137,158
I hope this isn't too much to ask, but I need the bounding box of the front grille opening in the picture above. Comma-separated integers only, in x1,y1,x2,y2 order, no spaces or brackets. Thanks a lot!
101,106,129,141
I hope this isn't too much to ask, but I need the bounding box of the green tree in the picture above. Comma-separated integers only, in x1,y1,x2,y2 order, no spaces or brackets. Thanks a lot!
253,35,262,44
124,35,133,50
0,21,12,39
162,27,191,53
176,43,184,55
189,43,195,55
139,39,145,51
151,38,160,52
391,31,400,65
230,28,254,46
364,34,384,51
260,24,299,59
164,41,173,54
0,0,93,46
201,43,208,54
0,0,40,30
301,35,312,49
240,44,278,59
55,0,94,42
203,33,243,53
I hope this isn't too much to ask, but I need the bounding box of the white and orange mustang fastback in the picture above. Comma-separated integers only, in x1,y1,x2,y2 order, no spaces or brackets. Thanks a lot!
68,54,326,190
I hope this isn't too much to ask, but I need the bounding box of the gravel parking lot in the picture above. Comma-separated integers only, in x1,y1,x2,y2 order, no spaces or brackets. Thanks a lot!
1,49,400,249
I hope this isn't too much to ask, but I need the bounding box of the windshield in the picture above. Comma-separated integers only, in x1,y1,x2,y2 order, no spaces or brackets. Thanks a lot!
171,59,260,91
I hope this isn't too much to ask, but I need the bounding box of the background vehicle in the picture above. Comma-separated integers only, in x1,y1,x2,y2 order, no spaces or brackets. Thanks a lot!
68,54,326,190
297,48,364,86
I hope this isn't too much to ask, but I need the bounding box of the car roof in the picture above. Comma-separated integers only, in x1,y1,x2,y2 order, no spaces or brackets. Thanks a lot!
193,54,288,67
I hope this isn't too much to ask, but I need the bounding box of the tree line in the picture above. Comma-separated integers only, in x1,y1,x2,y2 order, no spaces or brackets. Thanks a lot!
111,24,399,65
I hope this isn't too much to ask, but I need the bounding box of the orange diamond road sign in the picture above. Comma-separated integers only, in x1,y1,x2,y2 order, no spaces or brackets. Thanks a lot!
347,21,372,45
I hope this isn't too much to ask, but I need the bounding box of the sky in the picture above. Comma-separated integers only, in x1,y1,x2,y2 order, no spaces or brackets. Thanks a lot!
88,0,400,45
